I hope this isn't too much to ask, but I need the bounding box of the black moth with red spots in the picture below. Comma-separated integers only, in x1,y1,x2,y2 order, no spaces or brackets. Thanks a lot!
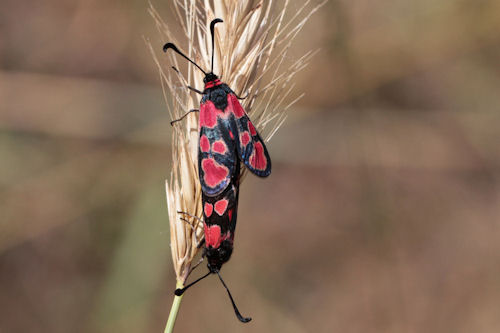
164,18,271,323
202,162,240,272
198,80,271,195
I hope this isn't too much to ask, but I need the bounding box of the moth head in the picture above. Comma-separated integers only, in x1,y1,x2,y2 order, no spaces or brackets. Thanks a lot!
205,239,233,272
203,72,219,84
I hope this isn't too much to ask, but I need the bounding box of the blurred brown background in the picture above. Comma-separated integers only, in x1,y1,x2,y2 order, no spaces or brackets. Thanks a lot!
1,0,500,332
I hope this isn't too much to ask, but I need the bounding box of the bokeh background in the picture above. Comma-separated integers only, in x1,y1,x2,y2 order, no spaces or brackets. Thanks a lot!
2,0,500,332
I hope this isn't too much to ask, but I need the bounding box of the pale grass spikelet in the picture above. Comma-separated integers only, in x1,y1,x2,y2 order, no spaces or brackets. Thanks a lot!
147,0,326,286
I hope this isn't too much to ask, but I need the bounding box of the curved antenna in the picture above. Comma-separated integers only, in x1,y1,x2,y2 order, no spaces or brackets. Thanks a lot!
216,271,252,323
174,270,211,296
210,18,223,73
163,43,207,75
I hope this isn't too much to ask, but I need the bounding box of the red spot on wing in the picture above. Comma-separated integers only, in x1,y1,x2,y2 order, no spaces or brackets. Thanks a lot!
200,135,210,152
214,199,229,216
221,232,231,243
240,132,250,147
248,121,257,136
202,158,229,188
204,203,213,217
250,142,267,170
229,130,234,139
212,140,227,154
227,209,233,221
204,224,222,248
228,94,245,118
199,101,217,128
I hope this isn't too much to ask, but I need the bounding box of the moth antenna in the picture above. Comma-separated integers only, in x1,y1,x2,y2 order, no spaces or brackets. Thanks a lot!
174,270,211,296
210,18,223,73
163,42,207,75
216,271,252,323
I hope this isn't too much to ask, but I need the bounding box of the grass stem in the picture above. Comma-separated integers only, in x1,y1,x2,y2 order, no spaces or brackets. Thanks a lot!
164,281,184,333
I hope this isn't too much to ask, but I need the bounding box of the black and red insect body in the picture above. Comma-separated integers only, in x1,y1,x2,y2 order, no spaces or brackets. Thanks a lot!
164,18,271,323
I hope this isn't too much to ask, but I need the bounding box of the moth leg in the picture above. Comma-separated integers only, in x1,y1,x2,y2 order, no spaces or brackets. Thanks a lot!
188,256,205,275
177,212,205,248
234,91,249,100
177,210,205,233
197,238,206,249
179,217,199,232
177,211,203,223
187,86,204,95
170,66,203,95
170,109,199,126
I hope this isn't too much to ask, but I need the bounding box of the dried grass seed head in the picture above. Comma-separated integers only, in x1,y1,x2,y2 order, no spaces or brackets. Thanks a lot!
148,0,326,283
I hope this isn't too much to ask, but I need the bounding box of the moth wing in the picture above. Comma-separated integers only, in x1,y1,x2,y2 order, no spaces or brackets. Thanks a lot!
226,94,272,177
202,180,239,249
198,100,238,196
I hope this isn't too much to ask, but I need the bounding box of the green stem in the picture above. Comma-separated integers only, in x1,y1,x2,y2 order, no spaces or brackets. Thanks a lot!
164,281,184,333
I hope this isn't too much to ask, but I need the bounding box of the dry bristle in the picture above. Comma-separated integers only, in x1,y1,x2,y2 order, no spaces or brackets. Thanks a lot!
147,0,325,284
